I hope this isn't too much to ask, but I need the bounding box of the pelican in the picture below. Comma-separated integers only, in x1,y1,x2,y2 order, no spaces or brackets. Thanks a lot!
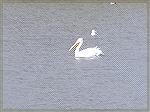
91,30,97,36
69,38,104,58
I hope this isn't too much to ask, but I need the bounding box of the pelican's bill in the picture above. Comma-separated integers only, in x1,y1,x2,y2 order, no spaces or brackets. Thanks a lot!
69,42,80,51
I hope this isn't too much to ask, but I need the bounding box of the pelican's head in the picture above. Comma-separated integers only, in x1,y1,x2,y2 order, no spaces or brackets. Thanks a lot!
69,38,83,51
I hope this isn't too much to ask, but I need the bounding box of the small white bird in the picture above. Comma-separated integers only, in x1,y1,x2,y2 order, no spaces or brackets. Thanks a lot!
110,2,116,5
91,30,97,36
69,38,104,58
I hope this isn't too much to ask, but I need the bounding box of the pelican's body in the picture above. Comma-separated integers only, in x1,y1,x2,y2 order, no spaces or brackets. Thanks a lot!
91,30,97,36
69,38,104,58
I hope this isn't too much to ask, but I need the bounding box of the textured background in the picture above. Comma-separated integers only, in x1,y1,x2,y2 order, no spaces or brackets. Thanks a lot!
3,3,147,109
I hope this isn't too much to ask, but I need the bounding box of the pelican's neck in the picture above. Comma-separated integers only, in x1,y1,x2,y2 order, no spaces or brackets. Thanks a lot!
74,47,80,57
75,47,79,53
74,39,83,57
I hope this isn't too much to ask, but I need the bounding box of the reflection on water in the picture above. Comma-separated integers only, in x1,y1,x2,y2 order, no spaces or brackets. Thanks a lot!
75,56,100,60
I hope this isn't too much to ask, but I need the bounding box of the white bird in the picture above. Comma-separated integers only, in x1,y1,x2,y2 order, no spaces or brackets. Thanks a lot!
91,30,97,36
69,38,104,58
110,2,116,5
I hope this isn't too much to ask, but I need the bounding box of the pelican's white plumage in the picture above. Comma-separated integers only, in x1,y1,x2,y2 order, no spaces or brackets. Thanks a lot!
69,38,104,58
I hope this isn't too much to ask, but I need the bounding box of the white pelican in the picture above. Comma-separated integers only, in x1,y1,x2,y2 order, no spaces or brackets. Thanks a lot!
69,38,104,58
91,30,97,36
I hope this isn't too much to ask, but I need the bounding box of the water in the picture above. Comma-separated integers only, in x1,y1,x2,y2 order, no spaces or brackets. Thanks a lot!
3,3,147,109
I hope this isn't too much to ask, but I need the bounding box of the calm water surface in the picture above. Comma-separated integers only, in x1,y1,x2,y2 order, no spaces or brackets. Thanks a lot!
3,3,147,109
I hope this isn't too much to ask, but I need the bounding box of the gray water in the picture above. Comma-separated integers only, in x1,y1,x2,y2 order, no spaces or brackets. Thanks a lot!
3,3,147,109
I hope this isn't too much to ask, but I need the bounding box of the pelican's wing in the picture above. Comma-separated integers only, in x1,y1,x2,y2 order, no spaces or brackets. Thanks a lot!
78,47,104,57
